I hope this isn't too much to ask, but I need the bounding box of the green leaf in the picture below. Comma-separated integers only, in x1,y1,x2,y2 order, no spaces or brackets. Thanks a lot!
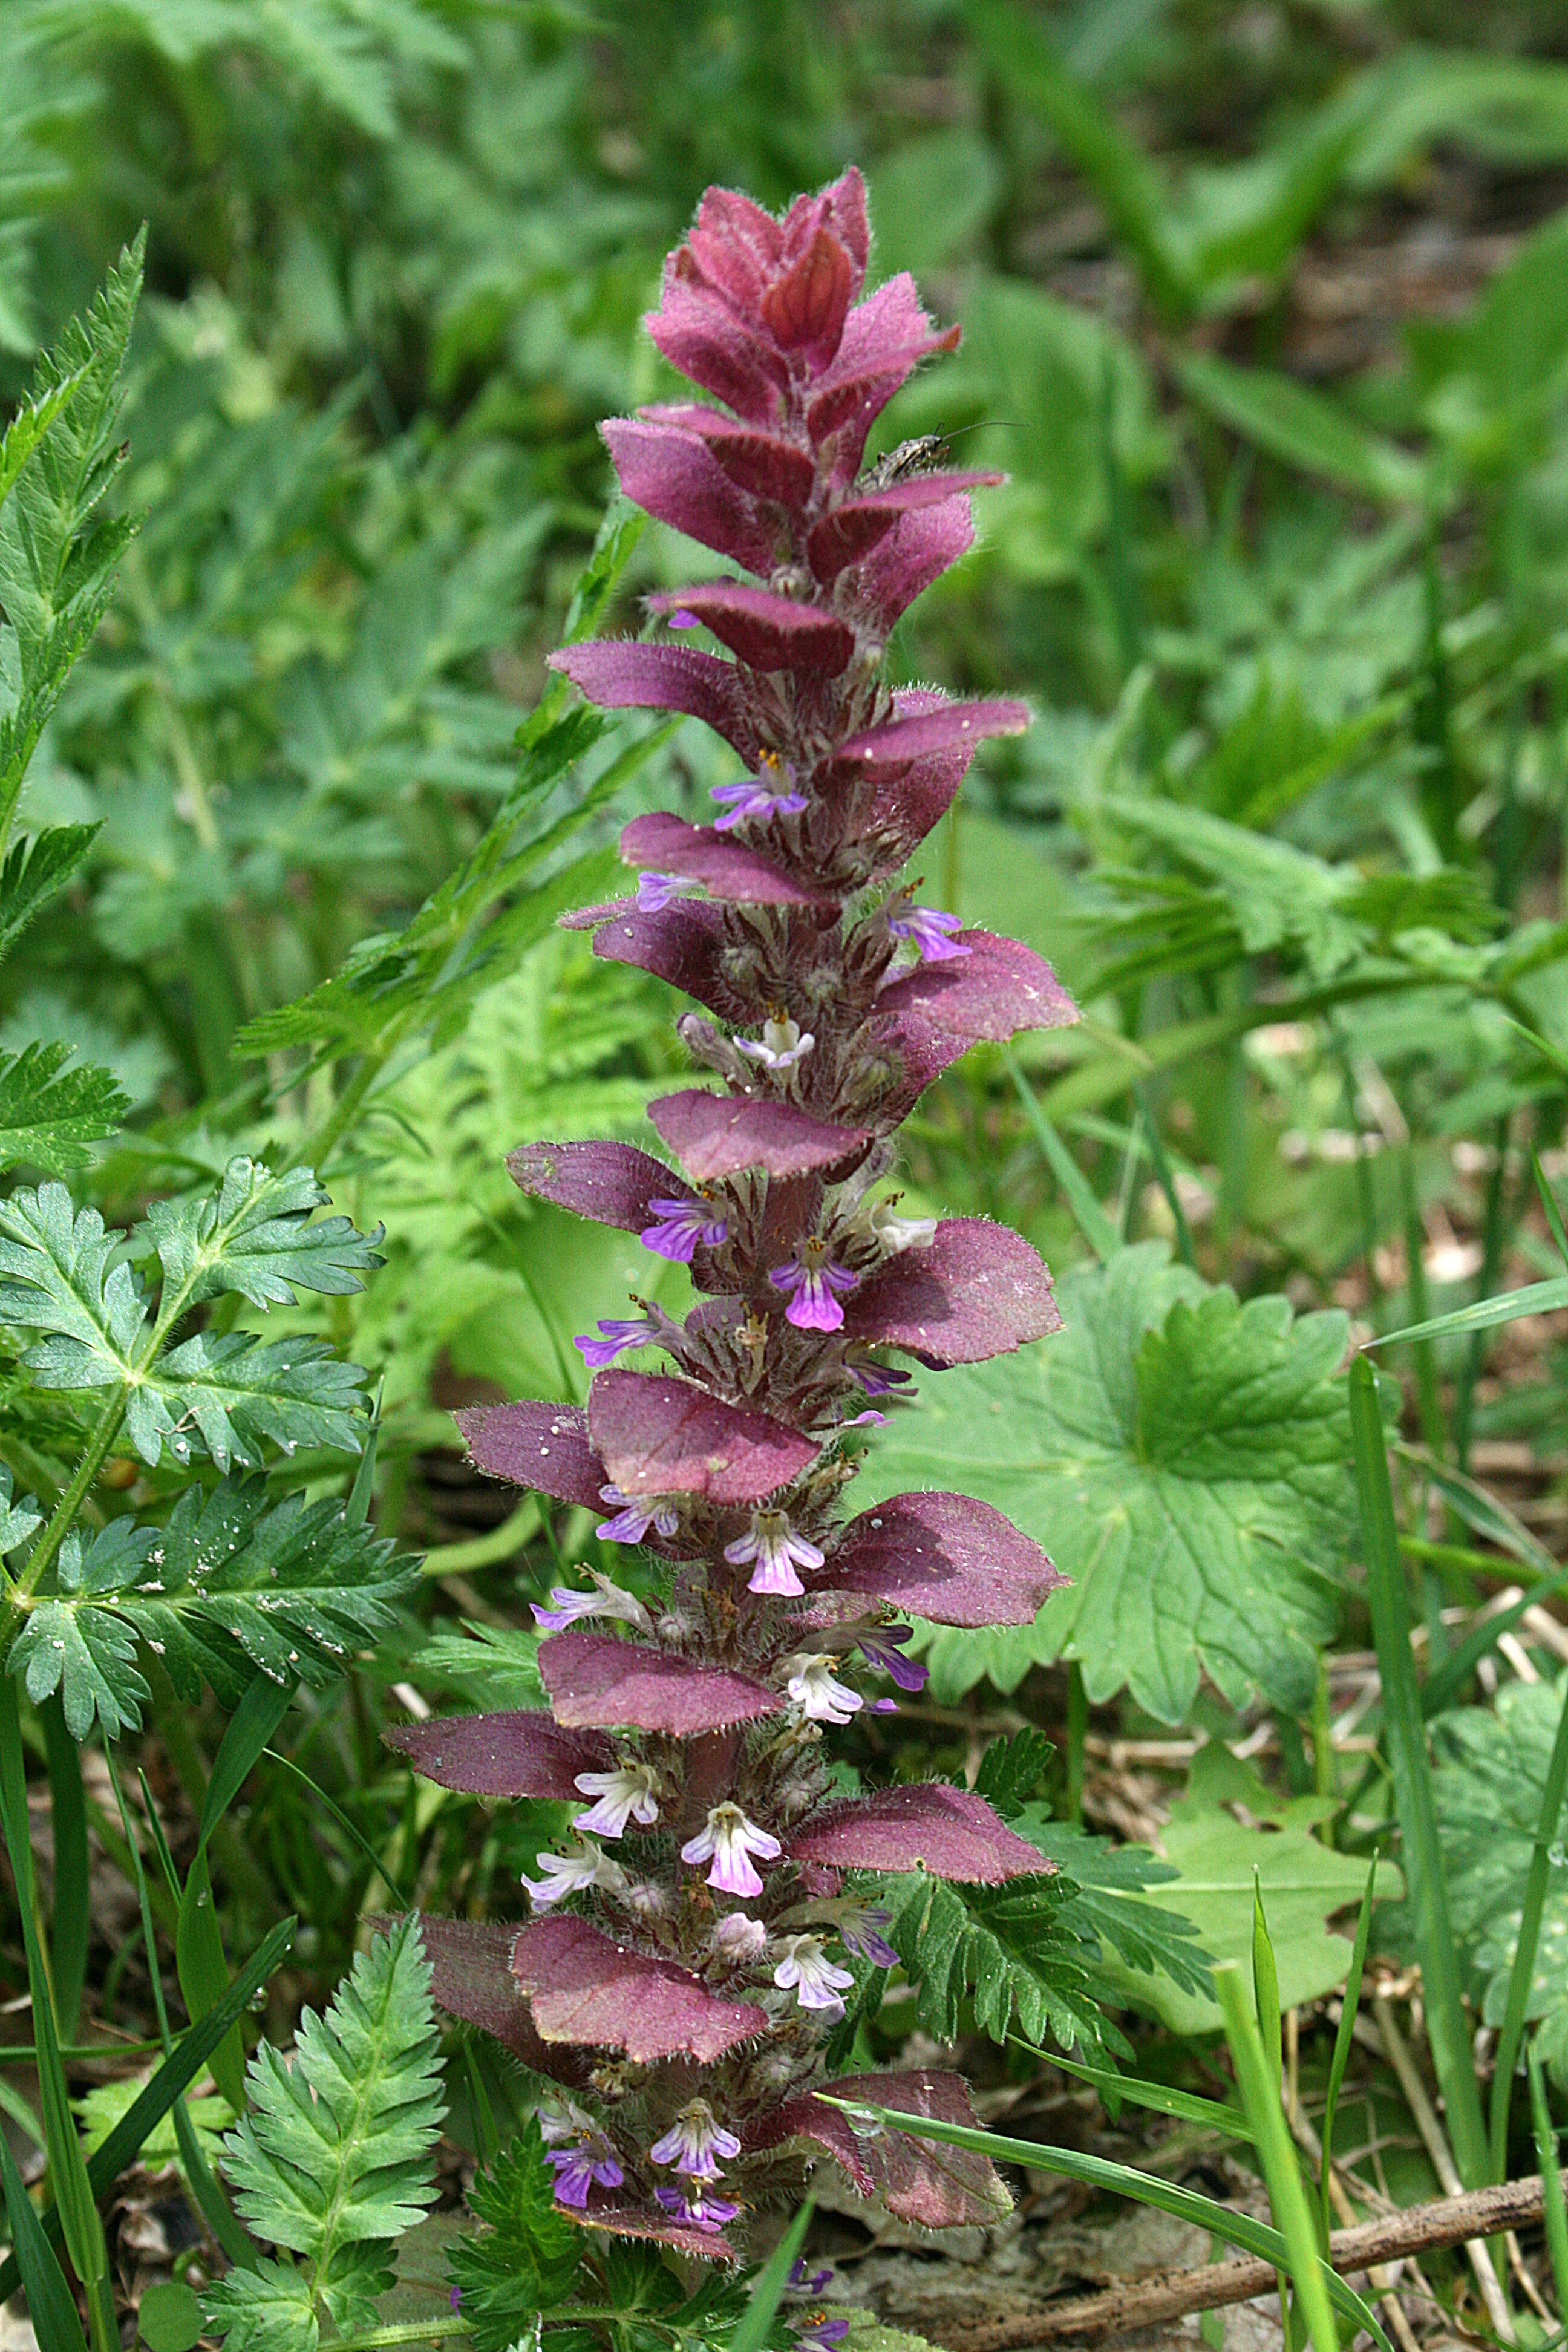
11,1476,415,1740
211,1919,444,2344
1087,1745,1402,2034
139,2279,206,2352
0,1160,381,1467
0,2130,87,2352
0,232,145,829
878,1865,1117,2056
1214,1964,1339,2352
0,1042,129,1175
1368,1276,1568,1350
1020,1814,1213,1995
446,2118,583,2352
972,1727,1054,1816
1432,1671,1568,2089
140,1160,384,1309
860,1243,1353,1722
1174,350,1426,504
201,2259,319,2352
0,823,100,962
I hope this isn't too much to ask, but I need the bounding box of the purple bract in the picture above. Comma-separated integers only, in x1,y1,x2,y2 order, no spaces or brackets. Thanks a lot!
405,165,1078,2262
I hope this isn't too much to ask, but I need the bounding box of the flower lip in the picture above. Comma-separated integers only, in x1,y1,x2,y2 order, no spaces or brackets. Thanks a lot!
773,1932,855,2017
572,1759,661,1839
681,1801,783,1898
724,1508,826,1598
769,1236,857,1332
648,2097,743,2179
596,1482,683,1546
887,899,970,963
641,1191,729,1263
783,1651,863,1725
574,1315,660,1368
531,1570,655,1636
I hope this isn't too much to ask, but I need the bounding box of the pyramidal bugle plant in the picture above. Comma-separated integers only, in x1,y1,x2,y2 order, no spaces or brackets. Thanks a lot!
393,167,1082,2262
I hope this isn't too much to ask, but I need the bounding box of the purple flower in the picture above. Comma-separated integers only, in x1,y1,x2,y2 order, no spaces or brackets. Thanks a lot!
869,1201,937,1255
641,1191,728,1263
596,1481,682,1544
681,1802,782,1898
795,2320,851,2351
887,900,970,962
783,1651,863,1725
654,2186,741,2232
573,1760,660,1838
711,754,808,830
724,1508,825,1598
636,870,697,912
858,1622,928,1693
530,1570,653,1635
788,2263,837,2296
773,1934,855,2017
850,1357,913,1398
574,1315,659,1368
541,2112,625,2207
837,1904,900,1968
770,1236,857,1332
648,2098,743,2180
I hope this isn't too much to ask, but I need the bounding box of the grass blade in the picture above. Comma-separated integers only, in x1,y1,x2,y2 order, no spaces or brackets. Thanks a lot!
0,1915,295,2304
815,2094,1393,2352
1021,2045,1250,2140
1215,1961,1338,2352
41,1697,88,2043
1534,1152,1568,1272
1322,1859,1378,2237
1490,1680,1568,2177
1364,1276,1568,1350
1528,2048,1568,2321
1350,1356,1490,2187
1252,1876,1283,2091
1422,1563,1568,1717
728,2191,817,2352
1005,1045,1120,1264
0,2132,87,2352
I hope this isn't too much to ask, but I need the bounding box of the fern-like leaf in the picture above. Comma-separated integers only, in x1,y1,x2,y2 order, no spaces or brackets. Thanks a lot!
10,1474,416,1739
206,1919,444,2347
446,2119,583,2352
880,1867,1119,2056
0,1042,128,1175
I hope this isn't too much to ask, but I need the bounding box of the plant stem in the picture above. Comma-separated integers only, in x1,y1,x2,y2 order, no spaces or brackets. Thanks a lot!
0,1388,128,1659
1489,1682,1568,2178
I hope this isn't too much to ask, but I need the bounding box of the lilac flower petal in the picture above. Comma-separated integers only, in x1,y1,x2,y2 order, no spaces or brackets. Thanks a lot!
540,1628,783,1736
651,1090,867,1183
824,1491,1068,1628
844,1216,1061,1365
385,1711,613,1800
456,1400,606,1509
547,641,760,761
588,1368,817,1503
647,584,854,676
788,1783,1051,1883
511,1916,767,2063
621,812,829,906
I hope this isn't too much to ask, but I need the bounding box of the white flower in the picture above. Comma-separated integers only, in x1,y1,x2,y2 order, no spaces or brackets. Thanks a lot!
782,1651,863,1726
681,1803,782,1898
520,1838,626,1910
723,1508,825,1598
573,1759,660,1839
531,1569,654,1635
736,1014,815,1073
871,1199,938,1257
773,1933,855,2017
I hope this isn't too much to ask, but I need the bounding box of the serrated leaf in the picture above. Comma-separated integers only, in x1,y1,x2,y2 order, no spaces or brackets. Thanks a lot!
139,1159,384,1308
214,1920,443,2342
0,1042,128,1174
0,823,100,962
1019,1814,1213,1996
10,1475,416,1740
1088,1745,1402,2033
446,2119,583,2352
202,2255,319,2352
859,1243,1352,1722
880,1866,1114,2056
1433,1673,1568,2085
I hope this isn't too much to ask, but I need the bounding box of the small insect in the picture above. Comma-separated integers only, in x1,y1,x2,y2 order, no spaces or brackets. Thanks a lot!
860,433,949,490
